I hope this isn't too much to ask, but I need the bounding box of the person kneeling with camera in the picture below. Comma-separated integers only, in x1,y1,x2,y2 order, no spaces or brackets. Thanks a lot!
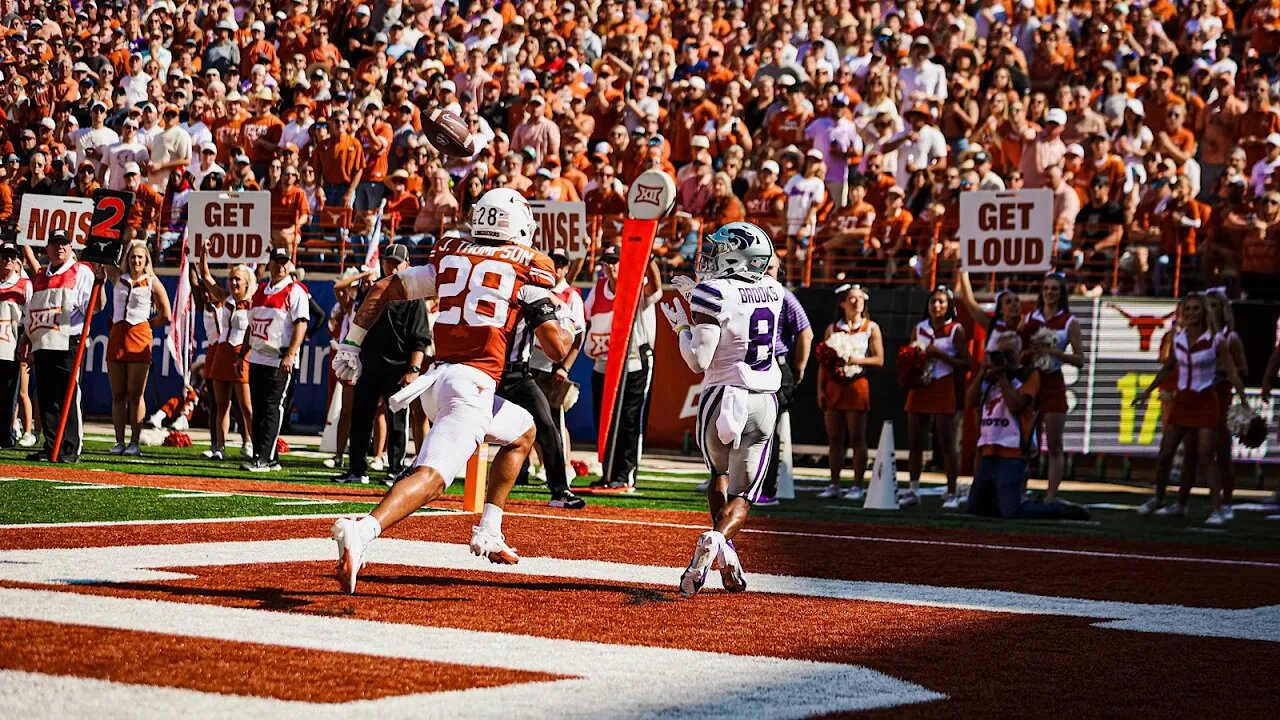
965,349,1088,520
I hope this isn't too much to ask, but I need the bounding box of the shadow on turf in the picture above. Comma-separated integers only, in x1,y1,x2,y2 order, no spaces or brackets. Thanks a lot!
95,571,680,611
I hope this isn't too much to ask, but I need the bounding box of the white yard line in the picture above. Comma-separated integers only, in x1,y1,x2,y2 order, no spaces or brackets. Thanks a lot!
501,510,1280,569
158,493,236,499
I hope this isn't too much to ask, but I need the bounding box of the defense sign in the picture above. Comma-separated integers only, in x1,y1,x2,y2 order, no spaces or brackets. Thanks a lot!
959,189,1053,273
18,195,95,248
187,191,271,264
529,201,588,260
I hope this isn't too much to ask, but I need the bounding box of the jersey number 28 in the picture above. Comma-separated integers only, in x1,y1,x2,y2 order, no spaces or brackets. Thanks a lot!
435,256,517,328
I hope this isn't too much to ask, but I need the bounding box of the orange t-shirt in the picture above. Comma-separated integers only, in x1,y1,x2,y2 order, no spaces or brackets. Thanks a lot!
768,110,810,147
241,114,284,165
269,185,310,230
357,122,393,183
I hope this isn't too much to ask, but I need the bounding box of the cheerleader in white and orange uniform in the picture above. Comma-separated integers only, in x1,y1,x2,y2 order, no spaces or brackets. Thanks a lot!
1018,273,1083,503
105,242,172,456
904,286,971,508
817,284,884,501
196,246,254,461
1205,290,1247,525
1135,293,1246,519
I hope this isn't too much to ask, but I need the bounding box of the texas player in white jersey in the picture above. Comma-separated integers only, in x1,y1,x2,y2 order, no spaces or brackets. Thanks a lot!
661,221,782,598
329,188,574,594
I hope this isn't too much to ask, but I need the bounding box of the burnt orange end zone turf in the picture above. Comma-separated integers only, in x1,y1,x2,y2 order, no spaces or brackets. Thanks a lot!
7,460,1280,566
0,618,565,701
0,514,1278,717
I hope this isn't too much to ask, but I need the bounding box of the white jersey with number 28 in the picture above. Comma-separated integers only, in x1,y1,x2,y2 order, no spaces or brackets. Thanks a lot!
687,276,783,392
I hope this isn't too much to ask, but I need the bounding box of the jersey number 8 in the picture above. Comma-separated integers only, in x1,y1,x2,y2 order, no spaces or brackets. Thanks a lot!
435,256,517,328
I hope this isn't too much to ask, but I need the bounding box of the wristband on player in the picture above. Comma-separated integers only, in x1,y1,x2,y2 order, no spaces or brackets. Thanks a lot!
675,324,690,336
343,324,368,346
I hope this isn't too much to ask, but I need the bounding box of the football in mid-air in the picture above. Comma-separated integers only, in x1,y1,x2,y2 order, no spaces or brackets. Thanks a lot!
423,108,477,157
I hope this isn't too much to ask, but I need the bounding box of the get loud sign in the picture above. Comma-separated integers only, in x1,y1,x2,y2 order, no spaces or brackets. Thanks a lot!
959,189,1053,273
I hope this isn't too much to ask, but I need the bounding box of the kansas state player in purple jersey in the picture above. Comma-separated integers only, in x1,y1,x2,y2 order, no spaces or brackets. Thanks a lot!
661,222,782,597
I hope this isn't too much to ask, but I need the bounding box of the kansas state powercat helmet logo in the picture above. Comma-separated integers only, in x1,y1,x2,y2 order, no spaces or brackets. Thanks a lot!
720,226,760,250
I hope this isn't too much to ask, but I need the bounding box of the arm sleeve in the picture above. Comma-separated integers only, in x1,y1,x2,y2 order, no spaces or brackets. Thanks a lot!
398,263,438,300
678,323,721,374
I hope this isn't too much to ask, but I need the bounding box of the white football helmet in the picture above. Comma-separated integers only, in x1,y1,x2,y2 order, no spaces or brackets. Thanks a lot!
697,221,774,281
470,188,539,246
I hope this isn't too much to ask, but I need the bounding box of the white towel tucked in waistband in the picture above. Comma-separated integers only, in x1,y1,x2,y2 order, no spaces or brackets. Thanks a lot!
388,365,443,413
716,385,750,449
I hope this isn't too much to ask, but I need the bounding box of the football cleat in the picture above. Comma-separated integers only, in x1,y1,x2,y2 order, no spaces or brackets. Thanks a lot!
1136,497,1161,515
548,490,587,509
331,517,370,594
470,526,520,564
679,531,721,598
717,540,747,593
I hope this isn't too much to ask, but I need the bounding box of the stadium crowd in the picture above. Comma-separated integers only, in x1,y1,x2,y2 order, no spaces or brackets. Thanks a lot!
0,0,1278,520
0,0,1271,293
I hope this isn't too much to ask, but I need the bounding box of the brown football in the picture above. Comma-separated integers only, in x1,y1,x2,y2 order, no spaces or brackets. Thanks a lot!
423,107,477,157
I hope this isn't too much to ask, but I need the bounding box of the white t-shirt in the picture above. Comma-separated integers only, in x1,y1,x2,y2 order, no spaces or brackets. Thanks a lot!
70,126,119,167
181,121,213,150
783,174,827,236
282,119,314,151
892,125,946,186
148,126,193,190
1249,155,1280,197
102,141,151,190
897,60,947,107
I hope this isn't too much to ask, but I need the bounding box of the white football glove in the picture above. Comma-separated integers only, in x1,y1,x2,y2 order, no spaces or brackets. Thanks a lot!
660,299,691,335
332,342,364,384
671,275,697,299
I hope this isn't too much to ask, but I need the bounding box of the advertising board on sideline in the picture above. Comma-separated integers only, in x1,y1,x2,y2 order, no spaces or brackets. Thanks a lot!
186,191,271,264
959,189,1053,273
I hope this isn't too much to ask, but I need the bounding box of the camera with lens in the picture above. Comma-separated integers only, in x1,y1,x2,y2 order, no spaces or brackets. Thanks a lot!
987,350,1015,373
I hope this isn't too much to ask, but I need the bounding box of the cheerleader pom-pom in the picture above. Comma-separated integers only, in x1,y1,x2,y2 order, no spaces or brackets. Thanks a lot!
163,431,192,448
1243,415,1267,449
276,437,290,455
897,344,929,389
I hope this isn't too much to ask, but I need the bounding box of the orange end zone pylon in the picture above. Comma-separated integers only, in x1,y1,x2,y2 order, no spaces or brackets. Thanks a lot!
462,443,489,513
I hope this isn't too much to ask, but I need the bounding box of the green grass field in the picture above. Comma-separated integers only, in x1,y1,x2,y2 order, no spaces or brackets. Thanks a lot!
1,440,1278,549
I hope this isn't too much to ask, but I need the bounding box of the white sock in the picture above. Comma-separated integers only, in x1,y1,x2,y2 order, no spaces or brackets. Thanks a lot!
356,515,382,543
480,503,503,532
